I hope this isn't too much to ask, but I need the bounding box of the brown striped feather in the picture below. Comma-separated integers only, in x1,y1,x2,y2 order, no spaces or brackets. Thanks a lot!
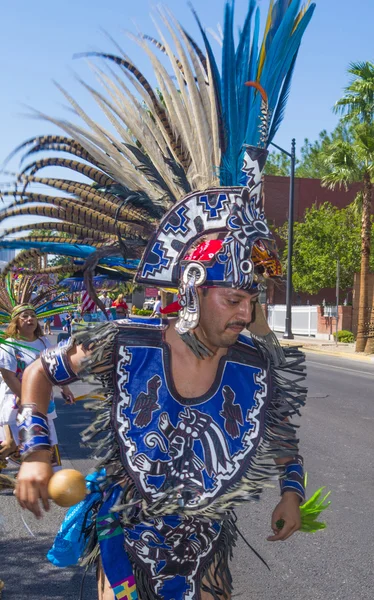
2,250,43,275
0,192,150,238
0,222,115,242
78,52,189,170
19,158,116,187
13,236,108,247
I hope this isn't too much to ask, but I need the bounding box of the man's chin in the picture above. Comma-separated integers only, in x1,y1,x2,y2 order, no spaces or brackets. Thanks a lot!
221,329,242,346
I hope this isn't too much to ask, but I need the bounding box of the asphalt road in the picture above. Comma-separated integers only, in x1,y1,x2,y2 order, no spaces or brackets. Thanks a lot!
1,349,373,600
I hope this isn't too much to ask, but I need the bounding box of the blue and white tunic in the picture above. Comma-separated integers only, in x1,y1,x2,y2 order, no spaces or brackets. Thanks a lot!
47,318,305,600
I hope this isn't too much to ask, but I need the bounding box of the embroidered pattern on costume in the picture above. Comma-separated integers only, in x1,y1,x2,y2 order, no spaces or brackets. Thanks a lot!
132,375,162,428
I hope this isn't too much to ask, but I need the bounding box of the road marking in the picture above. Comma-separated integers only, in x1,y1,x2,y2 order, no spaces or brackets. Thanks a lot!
307,360,374,377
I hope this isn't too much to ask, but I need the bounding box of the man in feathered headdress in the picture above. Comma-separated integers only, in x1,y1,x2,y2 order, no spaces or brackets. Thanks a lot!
9,2,322,599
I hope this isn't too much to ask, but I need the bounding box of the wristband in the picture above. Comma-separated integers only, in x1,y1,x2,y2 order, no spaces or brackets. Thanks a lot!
279,455,305,501
40,338,78,386
17,404,51,459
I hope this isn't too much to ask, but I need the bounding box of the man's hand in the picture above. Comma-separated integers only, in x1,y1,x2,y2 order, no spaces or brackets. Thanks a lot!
0,425,17,458
61,386,75,404
16,450,53,519
267,492,301,542
0,439,17,458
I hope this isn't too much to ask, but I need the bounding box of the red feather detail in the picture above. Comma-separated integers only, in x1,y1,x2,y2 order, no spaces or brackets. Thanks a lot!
244,81,268,104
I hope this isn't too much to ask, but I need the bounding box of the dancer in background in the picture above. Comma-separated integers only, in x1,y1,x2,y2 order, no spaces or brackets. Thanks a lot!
0,274,75,465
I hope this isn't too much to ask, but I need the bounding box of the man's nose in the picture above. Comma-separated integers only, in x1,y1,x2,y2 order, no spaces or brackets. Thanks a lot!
237,301,253,322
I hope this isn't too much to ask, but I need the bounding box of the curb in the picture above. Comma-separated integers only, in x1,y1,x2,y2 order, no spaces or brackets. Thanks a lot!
280,342,374,364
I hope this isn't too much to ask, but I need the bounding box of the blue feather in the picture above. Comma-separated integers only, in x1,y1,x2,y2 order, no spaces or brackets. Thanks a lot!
36,293,66,314
260,1,302,106
266,0,289,52
0,240,97,258
236,1,256,128
221,1,240,185
268,52,298,142
0,240,139,271
244,2,315,148
242,7,261,147
236,0,255,81
266,4,315,111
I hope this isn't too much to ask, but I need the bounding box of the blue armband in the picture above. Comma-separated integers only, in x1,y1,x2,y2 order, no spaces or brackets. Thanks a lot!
280,455,305,501
40,338,78,386
17,404,51,459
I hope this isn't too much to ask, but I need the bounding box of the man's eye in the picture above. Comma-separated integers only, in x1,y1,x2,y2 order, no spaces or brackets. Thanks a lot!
228,300,239,305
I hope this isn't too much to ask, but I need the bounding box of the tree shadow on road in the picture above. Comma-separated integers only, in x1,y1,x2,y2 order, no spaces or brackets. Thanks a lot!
0,533,97,600
55,394,103,463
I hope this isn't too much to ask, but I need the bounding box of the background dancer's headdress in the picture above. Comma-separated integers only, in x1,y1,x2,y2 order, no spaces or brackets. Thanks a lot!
0,272,77,326
0,1,315,349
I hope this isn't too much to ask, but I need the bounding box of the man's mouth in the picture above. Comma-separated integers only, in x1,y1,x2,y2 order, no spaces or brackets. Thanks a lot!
227,324,245,333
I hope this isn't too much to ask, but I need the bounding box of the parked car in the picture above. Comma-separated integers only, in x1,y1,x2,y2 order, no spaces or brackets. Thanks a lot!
143,299,155,310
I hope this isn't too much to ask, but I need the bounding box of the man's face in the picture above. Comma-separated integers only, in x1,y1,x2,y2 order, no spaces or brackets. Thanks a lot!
197,287,259,349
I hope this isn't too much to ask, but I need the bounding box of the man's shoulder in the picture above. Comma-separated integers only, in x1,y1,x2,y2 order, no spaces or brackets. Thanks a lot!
116,316,166,328
112,317,167,348
229,333,268,368
236,333,256,349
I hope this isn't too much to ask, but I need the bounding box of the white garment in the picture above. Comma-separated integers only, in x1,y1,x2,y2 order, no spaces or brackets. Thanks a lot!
153,300,162,314
0,337,56,431
98,295,112,309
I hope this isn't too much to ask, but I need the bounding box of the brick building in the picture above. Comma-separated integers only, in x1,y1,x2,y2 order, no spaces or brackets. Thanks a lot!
262,175,362,305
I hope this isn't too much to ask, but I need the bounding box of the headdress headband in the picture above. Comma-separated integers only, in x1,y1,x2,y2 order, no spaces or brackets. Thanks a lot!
11,304,36,320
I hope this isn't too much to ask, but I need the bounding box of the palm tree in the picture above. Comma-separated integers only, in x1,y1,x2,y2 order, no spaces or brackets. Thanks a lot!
334,62,374,125
322,62,374,353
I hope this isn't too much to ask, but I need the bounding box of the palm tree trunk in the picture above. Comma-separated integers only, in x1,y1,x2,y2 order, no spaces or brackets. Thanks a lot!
356,172,372,352
363,177,374,353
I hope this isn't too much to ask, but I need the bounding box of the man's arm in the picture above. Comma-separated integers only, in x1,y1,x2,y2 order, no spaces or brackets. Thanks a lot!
16,342,89,518
267,456,302,542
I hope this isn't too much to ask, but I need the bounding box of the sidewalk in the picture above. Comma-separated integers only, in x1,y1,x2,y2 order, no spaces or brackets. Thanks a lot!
277,334,374,363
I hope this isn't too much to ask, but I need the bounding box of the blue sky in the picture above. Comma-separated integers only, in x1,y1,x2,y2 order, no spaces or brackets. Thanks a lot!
0,0,373,234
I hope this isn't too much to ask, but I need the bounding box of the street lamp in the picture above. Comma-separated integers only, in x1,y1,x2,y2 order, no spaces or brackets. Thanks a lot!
269,138,296,339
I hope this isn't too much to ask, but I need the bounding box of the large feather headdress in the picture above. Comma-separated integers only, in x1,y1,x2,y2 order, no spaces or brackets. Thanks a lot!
0,272,77,325
0,1,315,295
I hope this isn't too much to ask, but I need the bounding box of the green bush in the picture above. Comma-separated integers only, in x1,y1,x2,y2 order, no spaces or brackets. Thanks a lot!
132,308,153,316
333,330,355,343
131,308,179,317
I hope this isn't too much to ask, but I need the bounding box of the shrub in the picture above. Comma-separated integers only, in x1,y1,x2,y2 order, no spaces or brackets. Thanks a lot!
131,308,179,317
132,308,153,316
333,330,355,343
